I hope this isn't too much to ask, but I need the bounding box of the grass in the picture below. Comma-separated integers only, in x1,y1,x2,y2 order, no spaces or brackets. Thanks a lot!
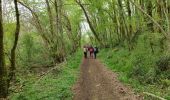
10,51,82,100
98,48,170,100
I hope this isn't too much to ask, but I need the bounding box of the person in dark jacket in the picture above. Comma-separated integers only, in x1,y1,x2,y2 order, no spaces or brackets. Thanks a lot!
94,46,99,59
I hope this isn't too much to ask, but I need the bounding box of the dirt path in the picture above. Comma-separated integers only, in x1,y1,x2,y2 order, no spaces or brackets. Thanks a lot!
73,59,142,100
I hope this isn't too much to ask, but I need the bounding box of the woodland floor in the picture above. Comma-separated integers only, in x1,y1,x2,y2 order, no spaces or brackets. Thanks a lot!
73,58,142,100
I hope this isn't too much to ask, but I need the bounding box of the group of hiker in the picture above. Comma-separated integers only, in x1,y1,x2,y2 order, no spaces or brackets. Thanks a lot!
83,45,99,59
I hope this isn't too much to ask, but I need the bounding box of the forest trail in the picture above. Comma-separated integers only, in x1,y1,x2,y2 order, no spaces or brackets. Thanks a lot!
73,59,142,100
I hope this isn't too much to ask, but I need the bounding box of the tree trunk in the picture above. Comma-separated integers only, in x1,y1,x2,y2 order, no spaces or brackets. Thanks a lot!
147,1,154,31
118,0,130,50
157,0,163,33
54,0,66,62
168,0,170,14
0,0,8,98
8,0,20,88
45,0,54,38
127,0,133,50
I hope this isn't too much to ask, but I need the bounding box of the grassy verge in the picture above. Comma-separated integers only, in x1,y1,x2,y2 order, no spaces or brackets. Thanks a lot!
98,48,170,100
10,51,82,100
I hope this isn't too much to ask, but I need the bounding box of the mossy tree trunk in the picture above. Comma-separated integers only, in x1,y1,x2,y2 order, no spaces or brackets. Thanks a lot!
147,1,154,32
8,0,20,88
0,0,7,98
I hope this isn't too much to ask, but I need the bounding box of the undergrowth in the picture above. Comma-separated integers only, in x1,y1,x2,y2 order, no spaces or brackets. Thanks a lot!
98,32,170,100
10,51,82,100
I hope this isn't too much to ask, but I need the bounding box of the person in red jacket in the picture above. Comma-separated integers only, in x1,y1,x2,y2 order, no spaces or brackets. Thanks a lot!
88,46,94,58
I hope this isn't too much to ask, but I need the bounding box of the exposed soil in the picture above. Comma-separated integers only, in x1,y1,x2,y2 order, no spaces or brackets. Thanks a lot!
73,59,142,100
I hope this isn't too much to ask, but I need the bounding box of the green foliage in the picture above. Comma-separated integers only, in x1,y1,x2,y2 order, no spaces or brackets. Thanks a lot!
3,0,170,99
4,23,16,65
156,56,170,72
21,33,34,65
17,33,53,68
98,32,170,99
10,51,82,100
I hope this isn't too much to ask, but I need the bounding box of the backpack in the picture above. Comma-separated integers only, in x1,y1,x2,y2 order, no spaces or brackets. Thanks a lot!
83,48,87,52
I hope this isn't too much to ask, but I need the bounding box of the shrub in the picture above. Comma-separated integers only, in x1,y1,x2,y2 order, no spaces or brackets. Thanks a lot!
156,56,170,72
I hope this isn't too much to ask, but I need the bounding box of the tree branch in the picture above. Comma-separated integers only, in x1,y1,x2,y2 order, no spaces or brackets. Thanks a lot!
129,0,167,37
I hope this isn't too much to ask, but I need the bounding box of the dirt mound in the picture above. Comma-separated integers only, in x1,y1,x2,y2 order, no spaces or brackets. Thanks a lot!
73,59,142,100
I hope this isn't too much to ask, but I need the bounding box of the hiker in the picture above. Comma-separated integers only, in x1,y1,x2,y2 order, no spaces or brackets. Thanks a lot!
88,46,94,58
94,46,99,59
83,46,88,58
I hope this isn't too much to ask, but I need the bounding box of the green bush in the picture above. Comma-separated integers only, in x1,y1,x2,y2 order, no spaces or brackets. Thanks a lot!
10,51,82,100
17,33,53,68
98,32,170,99
156,56,170,72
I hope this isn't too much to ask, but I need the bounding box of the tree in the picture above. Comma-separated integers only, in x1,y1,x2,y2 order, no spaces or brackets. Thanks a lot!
8,0,20,87
129,0,167,37
76,0,104,46
0,0,7,98
147,1,153,31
